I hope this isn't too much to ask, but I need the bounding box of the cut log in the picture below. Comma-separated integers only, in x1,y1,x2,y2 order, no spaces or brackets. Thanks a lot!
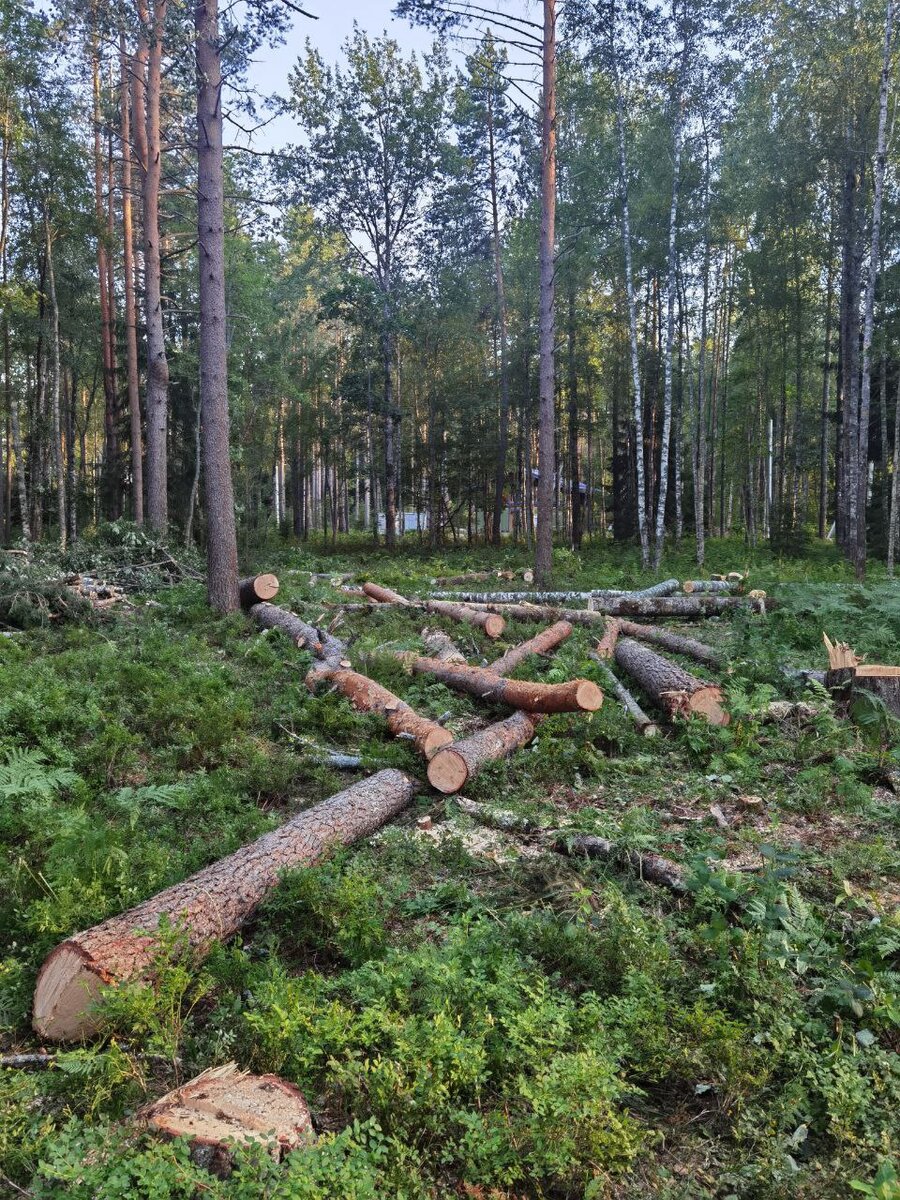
613,637,729,726
588,654,660,737
238,574,279,608
32,770,418,1041
594,618,621,660
427,711,543,794
423,628,466,663
142,1062,314,1170
430,590,596,604
616,620,722,669
432,570,515,585
445,596,769,623
425,599,505,639
558,834,686,893
362,581,411,606
250,602,346,670
309,667,453,758
629,578,681,598
489,620,572,676
682,579,735,594
399,654,603,713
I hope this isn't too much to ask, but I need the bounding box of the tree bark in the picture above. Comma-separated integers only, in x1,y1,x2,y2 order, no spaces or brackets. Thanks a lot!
615,619,722,669
44,212,66,549
120,35,143,526
363,581,410,605
425,599,505,639
614,636,728,724
250,602,346,670
534,0,557,583
489,620,572,676
309,666,452,758
32,770,418,1040
594,618,621,660
682,579,735,594
238,574,279,609
488,80,511,547
196,0,240,611
888,372,900,575
399,653,603,713
427,711,542,794
588,655,659,737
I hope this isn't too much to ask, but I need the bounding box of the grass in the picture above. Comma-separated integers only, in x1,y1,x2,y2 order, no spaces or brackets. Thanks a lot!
1,531,899,1198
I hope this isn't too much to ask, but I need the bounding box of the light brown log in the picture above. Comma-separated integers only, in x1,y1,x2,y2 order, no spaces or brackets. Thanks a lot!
250,602,346,670
399,654,603,713
616,620,722,669
425,599,505,639
423,628,466,663
614,637,729,726
594,618,621,660
142,1062,314,1170
682,579,735,594
362,581,411,605
32,770,418,1041
588,654,659,737
309,667,453,758
238,573,279,608
427,711,542,794
490,620,572,676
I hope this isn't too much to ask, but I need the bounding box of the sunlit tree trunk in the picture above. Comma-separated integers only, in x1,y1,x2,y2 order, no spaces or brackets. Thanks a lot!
44,210,66,548
120,34,143,526
535,0,556,583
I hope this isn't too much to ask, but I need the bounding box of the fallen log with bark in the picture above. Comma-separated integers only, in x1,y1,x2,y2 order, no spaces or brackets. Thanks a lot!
250,602,347,671
594,618,621,660
557,834,686,893
427,711,543,794
423,628,466,663
425,599,505,639
443,595,770,624
431,570,516,586
431,579,681,606
613,637,729,726
238,574,279,609
32,769,418,1041
308,667,453,758
682,579,735,594
142,1062,314,1171
362,581,410,605
489,620,572,676
398,653,603,713
588,654,660,738
615,620,723,669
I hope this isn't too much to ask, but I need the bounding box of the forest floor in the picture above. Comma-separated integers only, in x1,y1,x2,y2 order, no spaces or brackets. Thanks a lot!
1,527,900,1199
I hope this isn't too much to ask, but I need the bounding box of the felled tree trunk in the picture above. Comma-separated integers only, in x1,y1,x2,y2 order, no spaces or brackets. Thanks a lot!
616,619,722,669
557,834,686,893
613,637,729,725
594,618,621,660
238,574,279,609
143,1062,314,1172
362,581,410,605
399,654,603,713
682,579,735,594
423,629,466,663
32,770,418,1041
490,620,572,676
442,596,767,625
431,590,597,604
427,711,543,794
425,599,505,639
309,667,452,758
588,655,659,737
250,602,346,670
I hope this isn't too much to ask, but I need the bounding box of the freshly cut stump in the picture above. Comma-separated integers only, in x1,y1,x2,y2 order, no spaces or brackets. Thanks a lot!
400,654,603,713
238,574,279,608
427,711,542,794
614,637,729,726
310,667,453,758
490,621,572,676
33,770,418,1041
143,1063,314,1170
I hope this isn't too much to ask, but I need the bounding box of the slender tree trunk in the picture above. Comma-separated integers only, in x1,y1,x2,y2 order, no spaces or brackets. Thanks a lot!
44,212,66,548
855,0,893,577
819,206,835,539
92,28,119,519
488,86,511,547
888,373,900,575
136,0,170,532
120,34,143,526
534,0,557,583
694,128,711,565
567,282,582,549
196,0,239,611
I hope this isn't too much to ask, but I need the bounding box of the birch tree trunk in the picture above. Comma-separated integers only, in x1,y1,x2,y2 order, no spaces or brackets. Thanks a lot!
196,0,240,611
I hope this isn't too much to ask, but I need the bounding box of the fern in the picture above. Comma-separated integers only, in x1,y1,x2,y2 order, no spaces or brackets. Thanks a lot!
0,748,77,801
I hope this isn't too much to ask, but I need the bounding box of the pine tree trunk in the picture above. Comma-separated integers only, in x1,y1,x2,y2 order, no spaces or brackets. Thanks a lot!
489,620,572,676
888,373,900,574
614,636,728,725
196,0,240,612
309,667,452,758
92,32,119,520
44,212,66,549
120,35,143,526
615,619,722,669
32,771,418,1041
489,85,511,548
399,653,603,713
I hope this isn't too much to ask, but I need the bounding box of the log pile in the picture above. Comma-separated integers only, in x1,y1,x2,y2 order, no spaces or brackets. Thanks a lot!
613,637,729,726
65,575,131,610
32,770,418,1040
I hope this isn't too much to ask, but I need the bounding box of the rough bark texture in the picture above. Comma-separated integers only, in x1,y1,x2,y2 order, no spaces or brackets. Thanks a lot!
558,834,686,892
250,602,346,670
594,618,621,660
196,0,240,611
535,0,556,584
120,36,143,527
682,579,735,594
400,654,603,713
826,664,900,719
309,667,453,758
616,620,722,669
589,655,659,737
427,711,542,794
425,599,505,639
238,574,279,609
363,581,411,606
490,621,572,676
446,596,768,623
143,1063,314,1170
33,770,418,1040
422,628,466,664
614,637,729,725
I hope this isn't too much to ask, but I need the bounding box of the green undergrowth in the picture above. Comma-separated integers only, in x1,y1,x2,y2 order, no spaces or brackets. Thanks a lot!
1,534,899,1198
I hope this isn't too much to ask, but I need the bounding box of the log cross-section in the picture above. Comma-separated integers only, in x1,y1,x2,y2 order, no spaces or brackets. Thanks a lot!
613,637,729,726
32,770,418,1041
399,653,603,713
238,574,279,609
309,666,453,758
